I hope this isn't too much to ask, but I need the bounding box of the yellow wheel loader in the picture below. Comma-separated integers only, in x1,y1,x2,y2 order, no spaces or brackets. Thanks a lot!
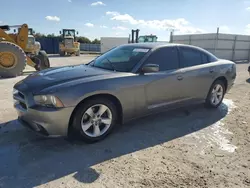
59,29,80,56
24,28,41,56
0,24,50,78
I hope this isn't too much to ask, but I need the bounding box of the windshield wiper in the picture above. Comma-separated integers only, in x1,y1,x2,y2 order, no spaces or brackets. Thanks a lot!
105,58,116,71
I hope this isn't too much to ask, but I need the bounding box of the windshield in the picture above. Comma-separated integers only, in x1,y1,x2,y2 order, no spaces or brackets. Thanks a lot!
138,36,157,43
92,45,150,72
63,30,75,37
27,37,35,45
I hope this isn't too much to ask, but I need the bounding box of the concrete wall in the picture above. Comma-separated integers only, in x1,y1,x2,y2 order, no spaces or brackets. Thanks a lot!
101,37,129,53
172,33,250,61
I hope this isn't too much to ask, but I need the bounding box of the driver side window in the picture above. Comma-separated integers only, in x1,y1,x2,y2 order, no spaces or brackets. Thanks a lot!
143,47,179,71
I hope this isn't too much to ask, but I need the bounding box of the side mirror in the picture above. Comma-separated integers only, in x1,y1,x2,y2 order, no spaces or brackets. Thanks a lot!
59,31,62,34
141,64,159,74
76,31,79,35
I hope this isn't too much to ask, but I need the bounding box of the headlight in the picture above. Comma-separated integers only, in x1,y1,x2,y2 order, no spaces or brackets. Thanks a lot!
34,95,64,108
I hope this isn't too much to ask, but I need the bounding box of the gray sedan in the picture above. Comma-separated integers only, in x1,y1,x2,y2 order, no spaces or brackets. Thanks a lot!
13,43,236,143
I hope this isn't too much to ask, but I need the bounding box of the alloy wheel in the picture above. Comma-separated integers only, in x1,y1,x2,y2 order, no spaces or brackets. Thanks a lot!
81,104,112,137
210,84,224,105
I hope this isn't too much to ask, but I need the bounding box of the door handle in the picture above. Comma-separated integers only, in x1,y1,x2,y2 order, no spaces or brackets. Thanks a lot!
177,75,183,80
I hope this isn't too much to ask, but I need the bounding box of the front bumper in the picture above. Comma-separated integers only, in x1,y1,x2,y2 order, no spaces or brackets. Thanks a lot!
13,90,74,137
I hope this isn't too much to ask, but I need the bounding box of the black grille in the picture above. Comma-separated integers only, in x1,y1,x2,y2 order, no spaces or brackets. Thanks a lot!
19,102,27,110
18,92,25,99
14,91,27,110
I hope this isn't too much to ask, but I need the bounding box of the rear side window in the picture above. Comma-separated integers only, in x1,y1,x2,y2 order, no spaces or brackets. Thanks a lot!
179,47,202,67
144,47,179,71
208,54,218,62
201,53,209,64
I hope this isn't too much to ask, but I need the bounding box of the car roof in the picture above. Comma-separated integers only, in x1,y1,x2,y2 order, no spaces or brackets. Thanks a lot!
120,42,173,49
120,42,202,50
119,42,218,59
121,42,211,55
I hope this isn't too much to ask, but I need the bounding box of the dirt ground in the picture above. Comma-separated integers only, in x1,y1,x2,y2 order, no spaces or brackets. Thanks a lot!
0,55,249,188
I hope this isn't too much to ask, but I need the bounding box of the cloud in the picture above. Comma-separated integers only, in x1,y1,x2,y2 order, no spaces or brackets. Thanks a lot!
246,7,250,11
85,23,94,27
219,25,231,33
106,11,119,16
68,0,72,2
112,26,128,30
45,16,60,22
106,11,205,34
100,25,108,28
91,1,106,6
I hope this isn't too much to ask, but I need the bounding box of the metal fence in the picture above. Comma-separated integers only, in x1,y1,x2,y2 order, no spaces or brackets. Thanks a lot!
36,37,60,54
36,37,101,54
172,33,250,61
80,43,100,52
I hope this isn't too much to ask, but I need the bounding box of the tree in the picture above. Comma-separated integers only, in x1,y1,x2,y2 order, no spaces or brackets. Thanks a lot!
77,37,91,43
34,32,46,38
91,38,100,44
47,33,56,37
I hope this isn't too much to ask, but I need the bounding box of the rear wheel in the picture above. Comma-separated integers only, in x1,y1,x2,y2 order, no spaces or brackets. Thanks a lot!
33,51,50,71
76,49,80,56
71,98,118,143
0,41,26,78
59,50,65,57
205,80,226,108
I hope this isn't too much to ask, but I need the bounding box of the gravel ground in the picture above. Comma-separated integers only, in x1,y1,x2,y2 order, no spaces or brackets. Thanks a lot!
0,56,249,188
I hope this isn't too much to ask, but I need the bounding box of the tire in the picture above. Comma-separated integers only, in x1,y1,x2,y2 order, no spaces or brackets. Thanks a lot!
205,80,226,108
76,49,80,56
33,51,50,71
59,50,65,57
71,98,118,143
0,41,26,78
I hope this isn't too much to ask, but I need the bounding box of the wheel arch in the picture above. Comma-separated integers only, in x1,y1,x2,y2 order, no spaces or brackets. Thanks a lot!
213,76,228,92
68,93,123,135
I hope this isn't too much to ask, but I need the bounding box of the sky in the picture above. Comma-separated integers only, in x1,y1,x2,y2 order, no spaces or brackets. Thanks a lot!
1,0,250,41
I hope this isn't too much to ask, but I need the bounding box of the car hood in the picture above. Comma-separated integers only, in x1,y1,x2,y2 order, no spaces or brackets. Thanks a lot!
14,64,112,93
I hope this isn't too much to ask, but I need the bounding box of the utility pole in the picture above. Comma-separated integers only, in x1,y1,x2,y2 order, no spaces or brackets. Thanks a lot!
167,28,176,43
215,27,220,54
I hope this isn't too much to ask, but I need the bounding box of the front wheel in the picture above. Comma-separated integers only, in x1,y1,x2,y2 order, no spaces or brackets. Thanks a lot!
205,80,226,108
71,98,118,143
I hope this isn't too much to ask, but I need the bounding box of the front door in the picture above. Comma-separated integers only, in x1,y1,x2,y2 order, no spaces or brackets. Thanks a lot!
140,46,185,111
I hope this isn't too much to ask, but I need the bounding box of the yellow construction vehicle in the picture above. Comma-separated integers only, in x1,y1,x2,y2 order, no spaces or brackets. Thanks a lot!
0,24,50,78
23,28,41,56
59,29,80,56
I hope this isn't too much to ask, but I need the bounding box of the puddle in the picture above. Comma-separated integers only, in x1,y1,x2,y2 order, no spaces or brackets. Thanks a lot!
186,99,237,153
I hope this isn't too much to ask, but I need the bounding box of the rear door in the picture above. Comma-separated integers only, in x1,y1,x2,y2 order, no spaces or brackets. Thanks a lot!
178,46,216,101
